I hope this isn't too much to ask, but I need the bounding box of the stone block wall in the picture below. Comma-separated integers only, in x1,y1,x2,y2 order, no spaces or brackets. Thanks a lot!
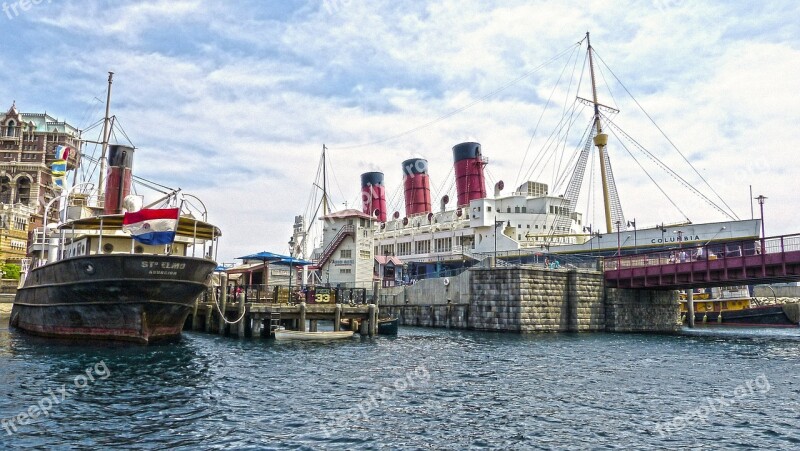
379,266,678,333
605,288,679,332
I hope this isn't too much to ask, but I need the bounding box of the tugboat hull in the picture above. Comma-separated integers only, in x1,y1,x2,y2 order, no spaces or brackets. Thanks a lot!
10,254,216,344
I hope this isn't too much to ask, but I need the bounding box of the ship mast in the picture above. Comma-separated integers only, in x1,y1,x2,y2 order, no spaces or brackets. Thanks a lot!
97,71,114,202
322,144,328,217
587,32,614,234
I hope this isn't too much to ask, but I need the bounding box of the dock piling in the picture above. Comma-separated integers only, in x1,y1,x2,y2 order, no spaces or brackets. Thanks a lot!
237,292,246,338
334,304,342,331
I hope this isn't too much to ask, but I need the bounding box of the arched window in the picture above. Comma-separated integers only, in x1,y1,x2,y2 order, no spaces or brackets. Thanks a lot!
6,120,15,137
15,178,31,205
0,176,11,204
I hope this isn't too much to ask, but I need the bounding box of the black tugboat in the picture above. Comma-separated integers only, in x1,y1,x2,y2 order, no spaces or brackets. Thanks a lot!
9,74,221,343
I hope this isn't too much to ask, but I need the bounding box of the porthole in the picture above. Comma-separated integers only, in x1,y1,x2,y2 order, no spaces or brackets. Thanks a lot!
102,243,114,254
134,245,144,254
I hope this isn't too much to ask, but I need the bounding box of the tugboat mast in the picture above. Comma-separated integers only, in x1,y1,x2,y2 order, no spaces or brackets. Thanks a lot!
98,71,113,201
586,32,614,234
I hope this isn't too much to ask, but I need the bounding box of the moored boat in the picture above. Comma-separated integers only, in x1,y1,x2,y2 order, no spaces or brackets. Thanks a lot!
680,287,800,327
8,74,221,344
377,317,399,335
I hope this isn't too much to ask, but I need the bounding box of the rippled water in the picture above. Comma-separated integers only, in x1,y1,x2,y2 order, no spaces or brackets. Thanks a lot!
1,317,800,450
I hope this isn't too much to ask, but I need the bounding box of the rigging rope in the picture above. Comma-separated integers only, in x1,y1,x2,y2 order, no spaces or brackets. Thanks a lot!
593,50,739,220
514,44,583,188
605,123,690,221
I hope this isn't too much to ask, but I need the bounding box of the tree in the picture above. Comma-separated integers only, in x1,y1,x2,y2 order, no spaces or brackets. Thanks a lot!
2,263,20,280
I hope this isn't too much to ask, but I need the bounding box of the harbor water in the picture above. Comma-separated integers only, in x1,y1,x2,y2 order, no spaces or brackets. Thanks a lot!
1,318,799,449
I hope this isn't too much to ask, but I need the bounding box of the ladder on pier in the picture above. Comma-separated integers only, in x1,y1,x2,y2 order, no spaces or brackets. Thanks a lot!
269,312,282,335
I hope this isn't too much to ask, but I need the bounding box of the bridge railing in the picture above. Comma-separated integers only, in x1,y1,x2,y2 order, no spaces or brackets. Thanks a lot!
603,233,800,272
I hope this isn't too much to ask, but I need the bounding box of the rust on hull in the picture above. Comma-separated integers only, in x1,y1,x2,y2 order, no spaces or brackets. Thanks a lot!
10,254,216,344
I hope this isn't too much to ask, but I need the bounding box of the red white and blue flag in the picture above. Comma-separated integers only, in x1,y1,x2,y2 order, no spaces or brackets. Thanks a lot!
122,208,180,245
54,145,70,160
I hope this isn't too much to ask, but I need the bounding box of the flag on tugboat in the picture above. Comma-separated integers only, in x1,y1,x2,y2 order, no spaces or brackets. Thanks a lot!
122,208,180,245
54,145,70,160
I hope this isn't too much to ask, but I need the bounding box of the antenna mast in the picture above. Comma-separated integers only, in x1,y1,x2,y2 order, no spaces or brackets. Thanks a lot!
97,71,113,201
587,33,614,233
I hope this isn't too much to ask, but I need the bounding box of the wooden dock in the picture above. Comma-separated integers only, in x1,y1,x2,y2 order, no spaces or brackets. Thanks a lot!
186,295,380,338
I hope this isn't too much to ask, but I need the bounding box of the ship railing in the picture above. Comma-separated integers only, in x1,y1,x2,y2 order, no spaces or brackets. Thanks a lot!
472,249,601,269
602,233,800,271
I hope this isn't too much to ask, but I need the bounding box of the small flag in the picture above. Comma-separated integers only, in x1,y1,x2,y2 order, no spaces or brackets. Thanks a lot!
51,159,67,176
54,145,70,160
122,208,180,245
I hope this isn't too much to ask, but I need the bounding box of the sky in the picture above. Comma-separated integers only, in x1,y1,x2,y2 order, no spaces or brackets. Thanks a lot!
1,0,798,263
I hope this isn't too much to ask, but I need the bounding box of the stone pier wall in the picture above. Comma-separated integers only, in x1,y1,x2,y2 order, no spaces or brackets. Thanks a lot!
604,288,680,332
379,265,677,333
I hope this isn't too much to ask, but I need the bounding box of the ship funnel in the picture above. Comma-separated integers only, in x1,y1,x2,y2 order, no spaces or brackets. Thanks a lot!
402,158,431,216
103,144,135,214
453,142,487,207
494,180,504,197
361,171,387,222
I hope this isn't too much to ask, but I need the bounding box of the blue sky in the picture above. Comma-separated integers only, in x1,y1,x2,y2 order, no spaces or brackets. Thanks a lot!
1,0,798,263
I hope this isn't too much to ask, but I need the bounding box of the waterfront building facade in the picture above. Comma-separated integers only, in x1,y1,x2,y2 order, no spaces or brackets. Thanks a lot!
0,102,82,265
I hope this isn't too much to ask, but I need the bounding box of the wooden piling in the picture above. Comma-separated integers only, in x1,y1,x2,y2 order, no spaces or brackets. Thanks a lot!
368,304,377,337
334,304,342,331
218,273,228,336
309,320,318,332
298,302,306,332
237,293,246,338
191,298,201,331
687,291,695,328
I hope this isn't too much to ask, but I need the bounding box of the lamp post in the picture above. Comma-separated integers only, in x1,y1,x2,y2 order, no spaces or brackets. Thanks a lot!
628,219,637,254
615,220,622,256
756,195,767,254
288,236,295,303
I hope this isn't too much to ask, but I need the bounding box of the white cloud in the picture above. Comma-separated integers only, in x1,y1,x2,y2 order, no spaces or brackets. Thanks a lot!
2,0,798,262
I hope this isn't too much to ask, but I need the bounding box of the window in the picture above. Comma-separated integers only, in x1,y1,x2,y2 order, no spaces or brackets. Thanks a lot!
339,268,352,274
340,249,352,258
6,120,15,137
522,207,526,213
397,242,411,256
414,240,430,254
434,237,452,253
359,250,370,259
507,207,511,213
486,206,491,212
515,207,520,213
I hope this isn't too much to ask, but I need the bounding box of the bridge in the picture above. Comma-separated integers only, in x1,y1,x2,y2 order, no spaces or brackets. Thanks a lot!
603,234,800,290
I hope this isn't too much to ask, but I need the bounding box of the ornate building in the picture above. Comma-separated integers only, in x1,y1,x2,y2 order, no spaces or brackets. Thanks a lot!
0,102,82,265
